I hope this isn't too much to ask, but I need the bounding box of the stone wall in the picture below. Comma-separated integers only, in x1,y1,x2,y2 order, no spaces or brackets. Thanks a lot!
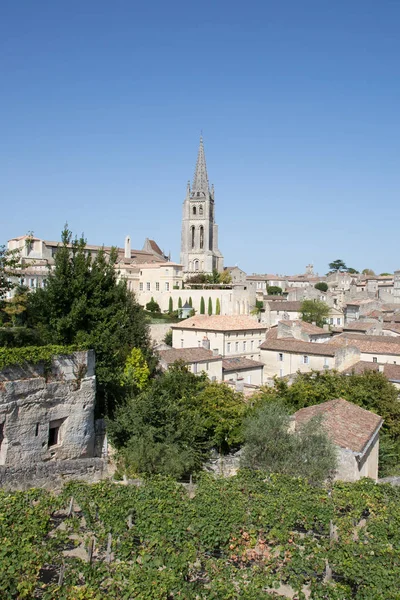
0,350,96,468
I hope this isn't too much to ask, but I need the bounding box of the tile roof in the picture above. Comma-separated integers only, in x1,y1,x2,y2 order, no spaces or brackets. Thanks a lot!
343,321,379,332
170,315,267,332
295,398,383,455
222,357,264,372
267,301,303,312
341,361,400,382
382,323,400,335
158,347,221,364
260,337,337,356
279,320,327,334
329,333,400,355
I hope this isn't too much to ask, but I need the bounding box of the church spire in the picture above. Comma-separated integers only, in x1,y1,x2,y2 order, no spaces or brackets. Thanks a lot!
192,136,209,193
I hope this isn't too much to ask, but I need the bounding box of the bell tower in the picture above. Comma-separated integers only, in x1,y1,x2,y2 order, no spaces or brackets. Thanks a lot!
180,137,223,275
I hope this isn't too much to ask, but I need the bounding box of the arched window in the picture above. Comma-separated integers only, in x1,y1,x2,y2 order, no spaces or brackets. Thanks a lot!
191,226,195,249
193,206,196,215
199,226,204,249
194,260,199,271
199,205,203,215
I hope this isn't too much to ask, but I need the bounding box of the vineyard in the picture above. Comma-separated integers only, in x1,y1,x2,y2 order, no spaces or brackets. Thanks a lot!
1,472,400,599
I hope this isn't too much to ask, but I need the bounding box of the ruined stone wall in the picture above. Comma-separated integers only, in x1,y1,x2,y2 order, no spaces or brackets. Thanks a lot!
0,351,96,468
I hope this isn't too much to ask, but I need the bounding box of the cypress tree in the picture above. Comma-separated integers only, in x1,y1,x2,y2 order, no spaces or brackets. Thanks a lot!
189,296,193,307
168,296,173,313
216,298,221,315
200,296,205,314
208,297,212,315
178,297,182,308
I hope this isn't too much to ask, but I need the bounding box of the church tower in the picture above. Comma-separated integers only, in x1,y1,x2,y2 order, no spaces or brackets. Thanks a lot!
180,137,224,275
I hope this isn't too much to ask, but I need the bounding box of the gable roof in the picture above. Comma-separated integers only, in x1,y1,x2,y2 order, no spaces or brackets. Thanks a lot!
222,357,264,372
266,301,302,312
341,361,400,382
260,337,337,356
171,315,267,332
329,333,400,355
279,320,328,335
343,321,379,332
295,398,383,455
158,347,221,364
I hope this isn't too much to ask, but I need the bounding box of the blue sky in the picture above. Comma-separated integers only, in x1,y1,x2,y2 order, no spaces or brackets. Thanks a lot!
1,0,399,276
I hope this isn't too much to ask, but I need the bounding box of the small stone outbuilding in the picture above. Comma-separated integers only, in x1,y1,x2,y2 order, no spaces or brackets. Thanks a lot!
294,398,383,482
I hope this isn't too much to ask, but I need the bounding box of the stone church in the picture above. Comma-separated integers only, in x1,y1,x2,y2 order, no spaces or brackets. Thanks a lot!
180,137,224,275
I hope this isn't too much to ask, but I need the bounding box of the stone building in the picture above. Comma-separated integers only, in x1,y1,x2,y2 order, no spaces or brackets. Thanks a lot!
294,399,383,482
180,137,223,275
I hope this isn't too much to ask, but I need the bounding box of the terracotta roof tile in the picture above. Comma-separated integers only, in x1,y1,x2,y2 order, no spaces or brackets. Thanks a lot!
342,361,400,382
260,338,337,356
267,301,302,312
171,315,267,332
329,333,400,355
158,347,221,364
279,320,327,334
295,399,383,454
222,357,264,371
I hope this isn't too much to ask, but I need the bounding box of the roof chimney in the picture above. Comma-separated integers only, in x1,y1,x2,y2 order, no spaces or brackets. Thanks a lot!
202,336,210,350
125,235,131,259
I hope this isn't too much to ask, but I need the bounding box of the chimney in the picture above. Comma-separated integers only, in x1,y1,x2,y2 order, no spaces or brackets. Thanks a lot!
202,336,210,350
378,364,385,373
124,235,131,259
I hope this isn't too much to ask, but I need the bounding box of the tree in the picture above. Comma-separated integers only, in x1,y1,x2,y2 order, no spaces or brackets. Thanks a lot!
241,402,337,483
208,297,212,315
163,329,173,346
188,296,193,307
200,296,205,314
168,296,173,314
362,268,376,276
121,347,150,391
206,269,221,284
219,270,232,284
314,282,328,292
267,286,282,295
347,267,359,274
215,298,221,315
380,273,392,276
328,259,347,272
2,285,28,326
178,297,182,309
25,225,153,415
146,297,160,313
0,245,22,302
300,299,330,327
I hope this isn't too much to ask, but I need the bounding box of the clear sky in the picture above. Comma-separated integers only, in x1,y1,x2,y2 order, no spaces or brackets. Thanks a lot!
1,0,399,276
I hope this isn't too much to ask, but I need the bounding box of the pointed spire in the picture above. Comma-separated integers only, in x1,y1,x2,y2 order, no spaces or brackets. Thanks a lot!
192,136,209,193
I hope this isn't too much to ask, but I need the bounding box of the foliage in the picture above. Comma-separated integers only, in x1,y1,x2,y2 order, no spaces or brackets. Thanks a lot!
168,296,173,313
188,296,193,307
241,402,337,483
3,474,400,598
328,259,347,272
145,297,160,313
347,267,359,274
215,297,221,315
219,270,232,284
208,296,212,315
255,370,400,476
163,329,173,346
362,268,376,276
1,284,29,326
200,296,205,314
267,285,282,295
300,299,330,327
25,225,153,415
380,272,392,276
186,273,207,284
108,367,248,477
0,326,44,348
120,347,150,391
178,296,182,309
0,245,23,302
314,281,328,292
0,344,82,370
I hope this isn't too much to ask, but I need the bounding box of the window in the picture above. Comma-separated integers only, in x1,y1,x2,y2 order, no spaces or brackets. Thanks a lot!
227,342,231,353
193,206,196,215
156,282,159,291
198,340,201,347
330,318,333,324
199,226,204,249
278,353,283,361
337,318,341,325
146,282,150,291
30,278,35,288
35,423,39,437
373,357,377,363
235,342,239,352
191,226,195,248
193,363,198,374
303,355,309,364
251,340,254,351
243,341,246,351
206,362,209,370
48,418,65,447
181,339,184,348
279,368,283,378
199,205,203,215
165,282,170,291
139,282,143,291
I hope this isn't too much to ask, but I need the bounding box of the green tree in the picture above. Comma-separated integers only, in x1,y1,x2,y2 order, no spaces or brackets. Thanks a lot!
347,267,359,274
25,225,153,415
168,296,173,314
215,297,221,315
208,297,212,315
241,402,337,483
362,268,376,276
267,286,282,295
200,296,205,314
108,364,208,477
206,269,221,284
163,329,173,346
178,297,182,309
380,272,392,276
314,282,328,292
121,347,150,391
2,285,28,326
146,297,160,313
300,299,330,327
328,259,347,272
188,296,193,307
219,270,232,284
0,245,22,302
